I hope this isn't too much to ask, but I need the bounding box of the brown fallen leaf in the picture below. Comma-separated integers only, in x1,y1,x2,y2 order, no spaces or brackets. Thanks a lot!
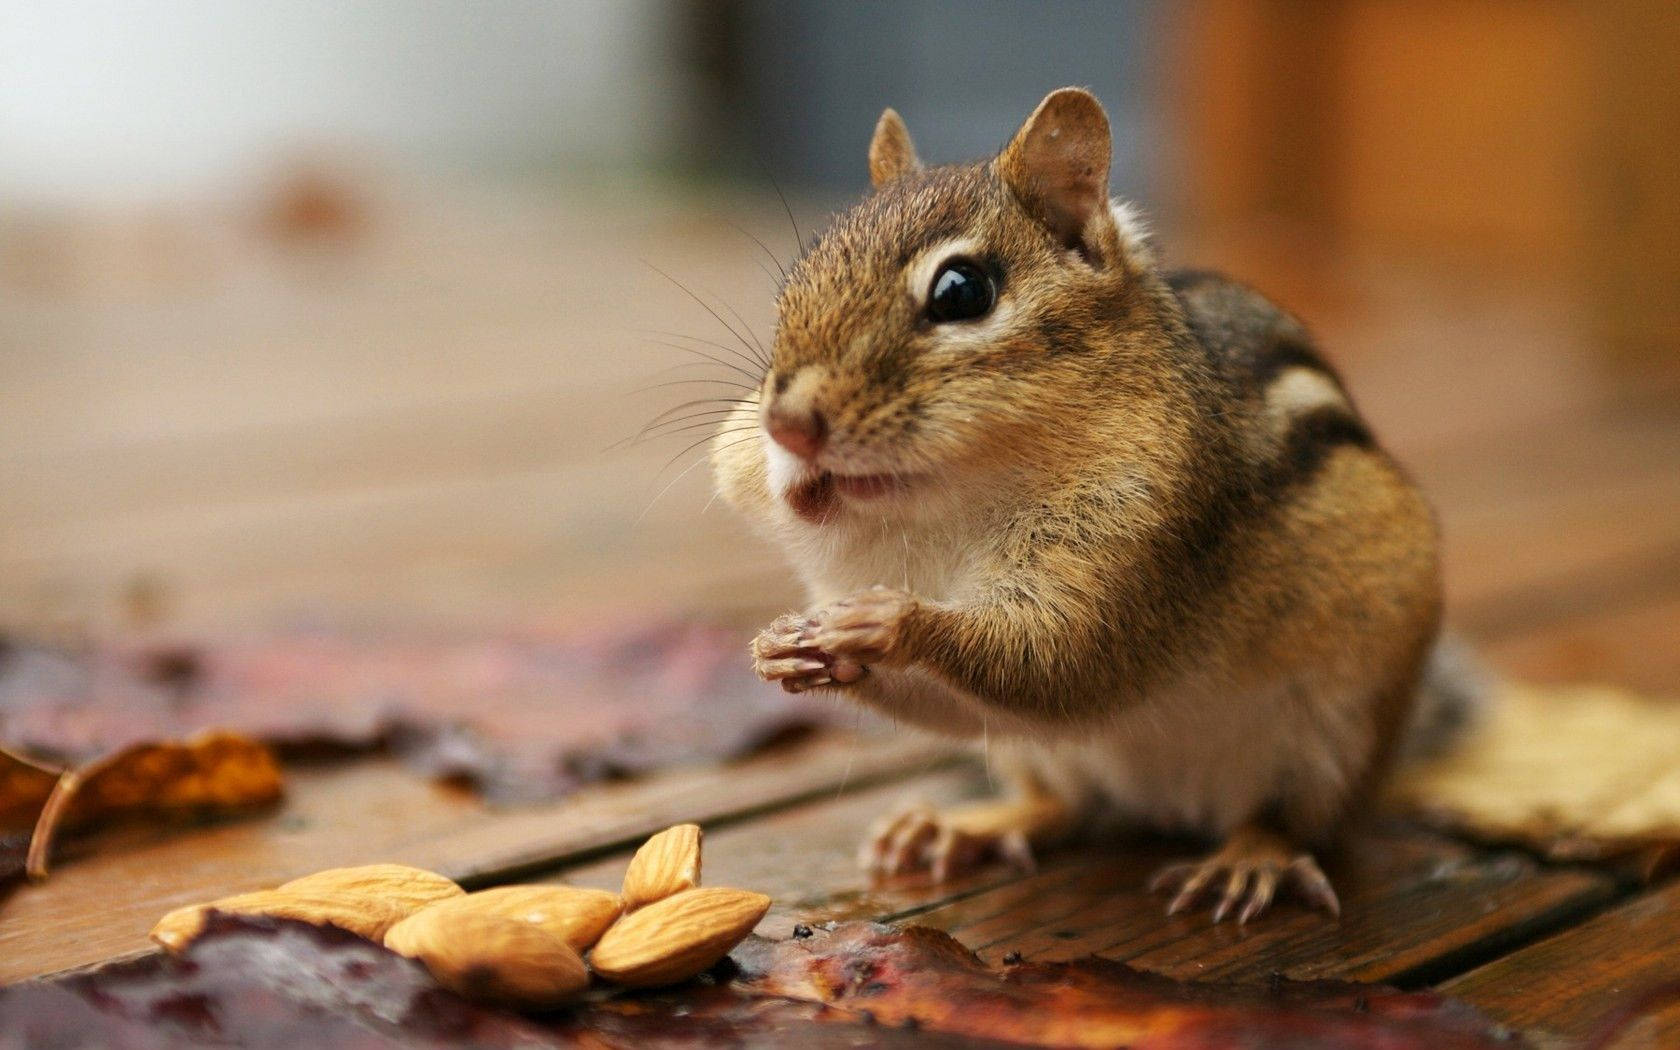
14,730,283,882
0,747,61,883
720,922,1526,1049
0,746,60,832
0,915,1537,1049
0,622,847,802
1390,680,1680,879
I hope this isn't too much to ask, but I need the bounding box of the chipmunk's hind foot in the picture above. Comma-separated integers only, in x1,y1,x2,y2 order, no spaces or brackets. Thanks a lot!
1150,825,1340,924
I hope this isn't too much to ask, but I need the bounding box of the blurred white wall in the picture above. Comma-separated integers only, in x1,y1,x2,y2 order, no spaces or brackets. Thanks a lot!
0,0,685,205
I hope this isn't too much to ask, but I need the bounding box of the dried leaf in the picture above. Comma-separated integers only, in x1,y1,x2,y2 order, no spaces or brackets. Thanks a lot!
0,748,60,883
718,922,1526,1049
1391,681,1680,877
0,746,60,832
0,620,838,891
23,730,283,880
0,915,1533,1049
0,623,846,801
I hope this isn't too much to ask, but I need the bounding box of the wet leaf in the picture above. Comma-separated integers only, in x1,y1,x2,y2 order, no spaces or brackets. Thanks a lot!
714,921,1527,1049
0,622,843,801
0,916,1532,1049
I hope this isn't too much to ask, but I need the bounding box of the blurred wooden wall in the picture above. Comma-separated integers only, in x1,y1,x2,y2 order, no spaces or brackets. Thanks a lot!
1169,0,1679,363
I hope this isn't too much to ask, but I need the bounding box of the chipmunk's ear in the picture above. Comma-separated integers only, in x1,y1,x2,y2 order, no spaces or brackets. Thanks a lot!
869,108,921,188
998,88,1115,260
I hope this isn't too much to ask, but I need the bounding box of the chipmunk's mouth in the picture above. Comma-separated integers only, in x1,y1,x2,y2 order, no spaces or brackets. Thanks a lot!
786,470,921,522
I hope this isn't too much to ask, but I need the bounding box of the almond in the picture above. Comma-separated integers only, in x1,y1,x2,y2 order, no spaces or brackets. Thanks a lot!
588,886,769,987
279,864,463,913
403,885,623,952
384,906,588,1007
151,890,409,952
621,823,701,910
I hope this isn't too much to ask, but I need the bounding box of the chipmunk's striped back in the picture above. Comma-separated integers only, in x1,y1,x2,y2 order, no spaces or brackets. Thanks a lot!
1168,269,1376,481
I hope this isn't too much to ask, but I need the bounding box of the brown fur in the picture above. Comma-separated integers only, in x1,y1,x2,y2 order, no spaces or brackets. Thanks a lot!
711,90,1442,911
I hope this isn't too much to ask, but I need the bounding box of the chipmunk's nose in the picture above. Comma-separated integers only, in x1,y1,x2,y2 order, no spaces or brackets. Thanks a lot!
766,402,827,460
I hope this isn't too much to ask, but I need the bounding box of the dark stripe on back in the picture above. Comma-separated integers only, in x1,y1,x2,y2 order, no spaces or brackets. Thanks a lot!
1277,408,1376,483
1068,272,1391,696
1250,336,1336,387
1166,268,1344,393
1114,399,1383,693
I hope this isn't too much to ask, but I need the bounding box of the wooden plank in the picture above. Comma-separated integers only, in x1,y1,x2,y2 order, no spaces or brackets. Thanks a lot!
1586,0,1680,366
553,764,1021,939
4,188,1678,1013
553,779,1620,991
1425,390,1680,625
1440,880,1680,1047
902,821,1617,985
8,192,1680,641
0,733,954,982
0,452,791,635
9,347,1674,641
1484,590,1680,696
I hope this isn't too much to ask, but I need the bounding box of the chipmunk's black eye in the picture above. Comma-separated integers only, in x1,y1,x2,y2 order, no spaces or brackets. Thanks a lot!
926,259,995,323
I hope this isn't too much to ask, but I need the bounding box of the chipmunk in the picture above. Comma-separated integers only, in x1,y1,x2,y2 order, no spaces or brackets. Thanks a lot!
710,88,1459,923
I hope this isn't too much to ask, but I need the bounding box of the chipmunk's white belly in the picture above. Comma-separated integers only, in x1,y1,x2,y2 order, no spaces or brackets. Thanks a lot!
1008,674,1367,838
862,664,1349,838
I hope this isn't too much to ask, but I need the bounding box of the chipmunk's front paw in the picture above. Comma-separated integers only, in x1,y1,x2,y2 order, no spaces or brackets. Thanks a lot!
806,586,919,667
751,612,865,693
752,613,830,692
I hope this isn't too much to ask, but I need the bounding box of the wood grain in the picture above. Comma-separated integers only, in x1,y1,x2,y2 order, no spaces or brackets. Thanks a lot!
1426,391,1680,634
1440,880,1680,1047
905,823,1617,985
1484,590,1680,696
4,185,1680,1033
0,733,954,982
554,783,1625,997
553,765,1014,939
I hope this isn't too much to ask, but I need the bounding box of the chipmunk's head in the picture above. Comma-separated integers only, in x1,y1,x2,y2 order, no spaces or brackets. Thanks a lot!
714,88,1163,527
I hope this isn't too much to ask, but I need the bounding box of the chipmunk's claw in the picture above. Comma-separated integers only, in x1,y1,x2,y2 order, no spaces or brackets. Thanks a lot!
1150,830,1339,924
860,803,1038,882
751,615,826,691
752,612,867,691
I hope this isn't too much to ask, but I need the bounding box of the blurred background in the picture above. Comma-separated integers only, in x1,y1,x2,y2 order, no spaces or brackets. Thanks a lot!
2,1,1677,690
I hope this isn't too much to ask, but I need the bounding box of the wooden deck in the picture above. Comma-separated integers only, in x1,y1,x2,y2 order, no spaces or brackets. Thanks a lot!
1,189,1678,1045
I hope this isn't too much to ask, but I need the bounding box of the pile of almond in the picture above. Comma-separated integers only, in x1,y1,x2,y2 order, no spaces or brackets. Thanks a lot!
151,824,770,1009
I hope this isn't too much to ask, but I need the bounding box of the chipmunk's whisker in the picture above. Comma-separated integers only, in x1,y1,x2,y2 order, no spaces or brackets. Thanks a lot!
639,338,764,387
643,265,771,372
